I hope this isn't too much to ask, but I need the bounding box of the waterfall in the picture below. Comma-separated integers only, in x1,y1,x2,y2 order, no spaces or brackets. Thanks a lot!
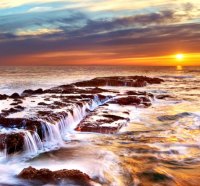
1,94,111,158
23,131,42,156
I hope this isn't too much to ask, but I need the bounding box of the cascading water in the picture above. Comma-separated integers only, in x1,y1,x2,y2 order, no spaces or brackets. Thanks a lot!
23,131,42,156
1,95,111,159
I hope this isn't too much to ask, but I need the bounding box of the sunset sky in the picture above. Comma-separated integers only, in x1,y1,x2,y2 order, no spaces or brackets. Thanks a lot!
0,0,200,65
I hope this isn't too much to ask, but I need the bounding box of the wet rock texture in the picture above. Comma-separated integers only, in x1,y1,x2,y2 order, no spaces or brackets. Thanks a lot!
18,166,94,186
0,76,164,155
0,132,24,154
73,76,164,87
109,96,151,107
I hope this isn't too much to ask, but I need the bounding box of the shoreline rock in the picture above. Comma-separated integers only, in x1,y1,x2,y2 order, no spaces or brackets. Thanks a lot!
0,76,164,155
18,166,94,186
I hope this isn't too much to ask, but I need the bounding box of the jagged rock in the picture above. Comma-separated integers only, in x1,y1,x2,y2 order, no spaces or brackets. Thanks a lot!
22,88,43,96
126,91,154,98
0,117,43,138
38,102,49,106
76,111,129,134
10,93,20,99
0,76,164,155
10,99,23,106
109,96,141,105
1,106,25,117
18,166,93,186
0,94,8,100
73,76,163,87
0,132,24,154
109,95,152,107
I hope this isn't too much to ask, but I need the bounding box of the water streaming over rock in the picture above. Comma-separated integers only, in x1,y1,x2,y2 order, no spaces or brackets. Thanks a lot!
0,66,200,186
0,95,110,159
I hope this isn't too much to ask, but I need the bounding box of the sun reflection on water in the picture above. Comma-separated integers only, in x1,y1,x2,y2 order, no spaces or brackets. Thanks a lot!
176,65,183,71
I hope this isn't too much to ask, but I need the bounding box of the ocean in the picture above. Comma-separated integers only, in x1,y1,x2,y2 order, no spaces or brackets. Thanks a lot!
0,65,200,186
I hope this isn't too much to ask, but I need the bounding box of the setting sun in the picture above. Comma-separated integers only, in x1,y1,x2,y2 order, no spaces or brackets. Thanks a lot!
176,54,184,60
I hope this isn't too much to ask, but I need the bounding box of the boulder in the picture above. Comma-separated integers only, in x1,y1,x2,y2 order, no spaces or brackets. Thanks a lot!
10,93,20,99
22,88,43,96
18,166,93,186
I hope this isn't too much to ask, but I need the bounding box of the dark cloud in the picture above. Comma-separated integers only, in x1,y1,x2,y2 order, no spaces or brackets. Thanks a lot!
60,10,180,37
0,33,17,40
0,6,199,64
0,22,199,60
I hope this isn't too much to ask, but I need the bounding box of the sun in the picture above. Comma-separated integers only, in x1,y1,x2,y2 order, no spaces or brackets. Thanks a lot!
176,54,184,60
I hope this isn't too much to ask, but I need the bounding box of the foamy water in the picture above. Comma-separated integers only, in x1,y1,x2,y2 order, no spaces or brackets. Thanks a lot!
0,66,200,186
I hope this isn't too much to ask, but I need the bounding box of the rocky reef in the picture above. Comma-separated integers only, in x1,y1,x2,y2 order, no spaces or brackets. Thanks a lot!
18,166,95,186
0,75,166,185
0,76,164,156
73,76,163,87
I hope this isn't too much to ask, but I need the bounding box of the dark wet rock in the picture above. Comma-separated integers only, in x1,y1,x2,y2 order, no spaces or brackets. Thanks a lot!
81,95,95,99
102,114,127,121
37,110,53,117
157,112,191,121
0,94,8,100
45,85,89,94
62,95,82,100
76,112,128,134
0,117,37,129
14,105,25,110
34,88,43,94
109,95,152,107
138,170,173,183
53,101,67,107
89,87,117,94
37,110,68,123
0,117,43,139
55,84,76,91
156,94,173,99
10,93,20,99
126,91,145,95
44,98,51,101
1,108,17,117
125,91,154,100
76,125,122,134
18,166,93,186
140,96,151,103
38,102,49,106
133,79,147,87
73,76,164,87
0,76,165,155
98,94,112,102
22,88,43,96
22,89,35,95
109,96,142,105
1,105,25,117
0,132,24,154
142,102,151,107
10,99,23,105
10,102,19,106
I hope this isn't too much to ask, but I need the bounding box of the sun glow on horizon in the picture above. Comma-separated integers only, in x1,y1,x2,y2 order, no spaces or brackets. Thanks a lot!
176,54,184,60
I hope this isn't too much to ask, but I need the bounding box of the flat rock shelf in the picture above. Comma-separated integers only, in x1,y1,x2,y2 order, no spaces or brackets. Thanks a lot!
0,76,164,185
